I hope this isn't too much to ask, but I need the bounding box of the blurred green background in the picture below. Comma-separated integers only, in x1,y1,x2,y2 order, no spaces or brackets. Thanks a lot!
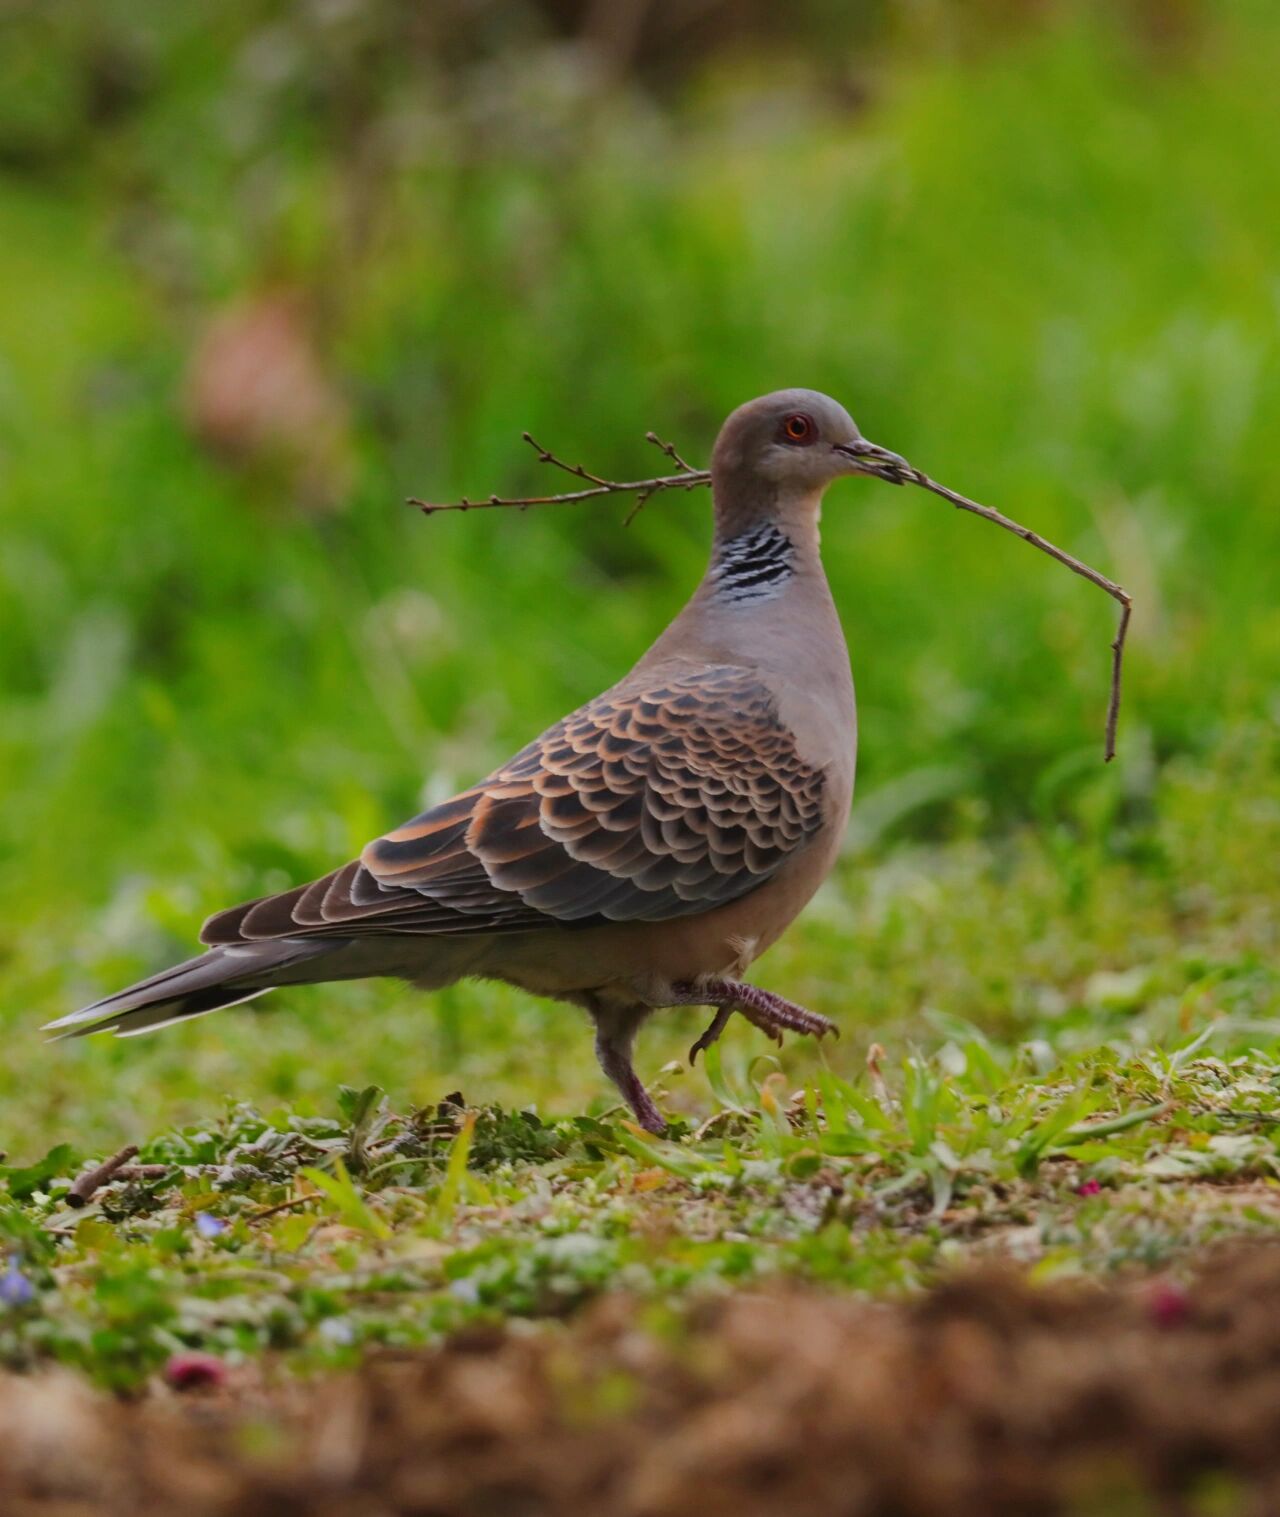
1,0,1277,1152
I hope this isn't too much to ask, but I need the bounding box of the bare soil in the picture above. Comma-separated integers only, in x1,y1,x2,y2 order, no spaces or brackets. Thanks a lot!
6,1245,1280,1516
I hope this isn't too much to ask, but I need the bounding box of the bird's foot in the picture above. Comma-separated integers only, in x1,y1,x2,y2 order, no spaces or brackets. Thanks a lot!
627,1085,667,1135
734,984,838,1046
672,979,838,1060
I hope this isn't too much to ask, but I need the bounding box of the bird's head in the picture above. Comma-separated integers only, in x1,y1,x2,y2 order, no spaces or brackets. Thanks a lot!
710,388,907,530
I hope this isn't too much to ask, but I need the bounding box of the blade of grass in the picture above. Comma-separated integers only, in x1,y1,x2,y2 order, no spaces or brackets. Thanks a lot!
701,1043,747,1113
432,1110,476,1227
300,1158,392,1242
1056,1102,1172,1147
614,1124,708,1180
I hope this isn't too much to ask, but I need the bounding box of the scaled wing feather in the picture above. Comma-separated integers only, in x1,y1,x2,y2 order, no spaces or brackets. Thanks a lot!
200,667,825,946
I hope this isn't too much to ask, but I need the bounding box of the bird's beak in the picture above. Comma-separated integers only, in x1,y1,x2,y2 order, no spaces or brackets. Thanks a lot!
832,438,912,485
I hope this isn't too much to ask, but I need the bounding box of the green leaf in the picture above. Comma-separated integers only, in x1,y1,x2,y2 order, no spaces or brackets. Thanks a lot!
786,1148,823,1180
3,1143,78,1201
339,1085,388,1172
1014,1091,1101,1176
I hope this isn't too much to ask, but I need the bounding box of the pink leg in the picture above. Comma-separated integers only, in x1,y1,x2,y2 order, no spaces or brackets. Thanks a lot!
592,1006,666,1134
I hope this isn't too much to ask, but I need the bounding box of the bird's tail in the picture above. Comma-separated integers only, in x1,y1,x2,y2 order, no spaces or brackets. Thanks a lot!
43,938,342,1039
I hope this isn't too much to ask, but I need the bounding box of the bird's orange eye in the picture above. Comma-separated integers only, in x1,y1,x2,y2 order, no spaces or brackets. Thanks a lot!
781,413,815,444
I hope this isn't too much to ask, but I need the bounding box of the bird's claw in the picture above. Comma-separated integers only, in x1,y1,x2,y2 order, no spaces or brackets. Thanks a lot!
688,1005,735,1066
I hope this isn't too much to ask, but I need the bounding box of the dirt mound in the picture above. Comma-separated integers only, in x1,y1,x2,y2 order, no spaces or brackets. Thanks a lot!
5,1246,1280,1515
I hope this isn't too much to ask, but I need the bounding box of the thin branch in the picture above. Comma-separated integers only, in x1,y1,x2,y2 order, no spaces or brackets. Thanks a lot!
111,1164,173,1182
66,1143,138,1208
63,1148,178,1209
520,430,613,488
893,465,1133,763
406,431,710,519
408,432,1132,760
249,1194,314,1224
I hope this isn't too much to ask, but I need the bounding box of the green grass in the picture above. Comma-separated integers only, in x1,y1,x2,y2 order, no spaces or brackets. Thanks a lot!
2,3,1280,1385
5,1010,1280,1390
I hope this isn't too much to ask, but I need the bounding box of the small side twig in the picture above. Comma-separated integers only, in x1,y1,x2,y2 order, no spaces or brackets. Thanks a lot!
66,1144,138,1209
645,430,697,474
624,432,703,524
248,1194,314,1224
409,430,1132,759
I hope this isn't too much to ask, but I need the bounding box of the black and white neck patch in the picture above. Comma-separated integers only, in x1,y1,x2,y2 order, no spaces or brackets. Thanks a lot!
709,523,796,604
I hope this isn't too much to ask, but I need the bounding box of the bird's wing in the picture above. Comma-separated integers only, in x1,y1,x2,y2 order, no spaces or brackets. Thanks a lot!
200,665,826,945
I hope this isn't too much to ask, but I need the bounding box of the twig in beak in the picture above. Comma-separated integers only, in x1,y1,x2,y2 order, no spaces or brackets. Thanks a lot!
890,464,1133,762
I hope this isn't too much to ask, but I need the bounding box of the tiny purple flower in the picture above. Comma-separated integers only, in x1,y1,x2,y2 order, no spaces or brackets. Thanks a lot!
318,1316,355,1346
195,1212,227,1240
448,1275,481,1306
0,1262,35,1308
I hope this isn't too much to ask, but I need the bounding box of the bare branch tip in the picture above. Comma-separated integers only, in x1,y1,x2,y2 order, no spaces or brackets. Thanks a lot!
902,463,1132,763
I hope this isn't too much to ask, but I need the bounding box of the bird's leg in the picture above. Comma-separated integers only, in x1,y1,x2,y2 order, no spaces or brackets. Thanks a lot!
592,1005,666,1135
669,979,838,1061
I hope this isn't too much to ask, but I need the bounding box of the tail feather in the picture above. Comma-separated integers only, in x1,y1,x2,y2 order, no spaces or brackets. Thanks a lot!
45,939,340,1039
110,986,272,1038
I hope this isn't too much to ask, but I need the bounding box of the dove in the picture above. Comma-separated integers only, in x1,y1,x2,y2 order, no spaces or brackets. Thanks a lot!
47,389,908,1133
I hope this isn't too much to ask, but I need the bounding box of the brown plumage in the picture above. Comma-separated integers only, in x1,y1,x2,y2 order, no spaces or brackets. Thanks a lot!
203,667,825,942
47,389,908,1132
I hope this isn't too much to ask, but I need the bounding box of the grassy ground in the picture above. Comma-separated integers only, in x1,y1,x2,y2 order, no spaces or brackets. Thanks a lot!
2,2,1279,1399
2,733,1278,1388
10,1252,1280,1516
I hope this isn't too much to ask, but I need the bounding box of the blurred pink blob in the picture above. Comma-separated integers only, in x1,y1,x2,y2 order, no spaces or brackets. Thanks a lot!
163,1351,229,1391
184,291,352,509
1146,1280,1191,1328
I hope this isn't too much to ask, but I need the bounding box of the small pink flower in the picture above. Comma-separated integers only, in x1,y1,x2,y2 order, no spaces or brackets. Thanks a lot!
164,1351,228,1390
1146,1280,1190,1328
1075,1178,1102,1197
